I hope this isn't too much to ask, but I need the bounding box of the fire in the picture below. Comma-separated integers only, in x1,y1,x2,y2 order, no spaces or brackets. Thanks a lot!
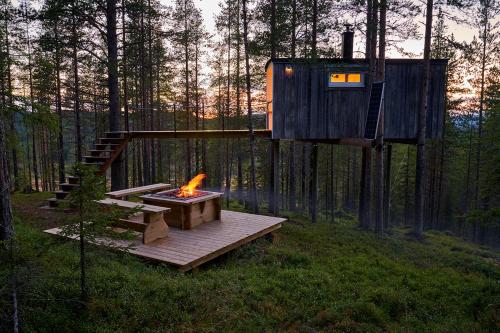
177,173,206,198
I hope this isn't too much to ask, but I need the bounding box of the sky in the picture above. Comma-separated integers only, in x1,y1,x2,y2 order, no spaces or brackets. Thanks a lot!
191,0,480,58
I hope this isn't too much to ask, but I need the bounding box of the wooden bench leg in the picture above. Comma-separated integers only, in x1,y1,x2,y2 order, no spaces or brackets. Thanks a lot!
143,212,169,244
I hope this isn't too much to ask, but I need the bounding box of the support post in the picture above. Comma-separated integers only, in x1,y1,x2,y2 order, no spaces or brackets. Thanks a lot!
269,140,280,215
310,143,318,223
383,144,392,229
362,148,372,229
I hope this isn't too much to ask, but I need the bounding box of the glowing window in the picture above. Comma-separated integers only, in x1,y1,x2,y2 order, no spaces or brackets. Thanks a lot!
328,72,364,87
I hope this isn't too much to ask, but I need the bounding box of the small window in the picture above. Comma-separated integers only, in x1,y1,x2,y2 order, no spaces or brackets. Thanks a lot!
328,72,364,87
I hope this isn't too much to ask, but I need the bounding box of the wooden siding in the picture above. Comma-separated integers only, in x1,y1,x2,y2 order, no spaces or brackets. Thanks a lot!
384,61,447,140
270,59,447,141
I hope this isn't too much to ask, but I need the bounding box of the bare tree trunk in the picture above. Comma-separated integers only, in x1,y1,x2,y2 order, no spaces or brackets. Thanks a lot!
374,0,386,234
140,2,150,185
415,0,433,236
311,0,317,58
236,0,243,203
474,1,490,210
195,43,200,173
225,3,232,206
242,0,258,213
25,8,39,192
122,0,129,188
0,117,13,241
308,0,318,222
72,10,82,163
4,14,18,190
148,0,156,183
107,0,124,190
359,0,375,229
288,0,297,212
268,0,278,213
201,99,207,174
54,22,65,184
1,110,18,332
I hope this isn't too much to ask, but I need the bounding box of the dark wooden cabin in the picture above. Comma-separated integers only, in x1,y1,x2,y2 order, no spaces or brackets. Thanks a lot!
266,58,448,143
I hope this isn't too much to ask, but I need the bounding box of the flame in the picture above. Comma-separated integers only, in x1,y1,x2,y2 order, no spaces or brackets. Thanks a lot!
177,173,206,197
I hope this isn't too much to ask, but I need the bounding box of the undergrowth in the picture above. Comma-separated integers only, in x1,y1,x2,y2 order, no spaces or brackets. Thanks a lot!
0,193,498,332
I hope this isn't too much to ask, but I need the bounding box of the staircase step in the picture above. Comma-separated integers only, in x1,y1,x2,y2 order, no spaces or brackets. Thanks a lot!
94,143,120,149
60,183,79,192
67,176,80,185
47,198,59,208
105,131,128,138
100,137,124,144
83,161,103,166
89,149,114,156
54,191,70,200
47,198,72,208
84,155,108,162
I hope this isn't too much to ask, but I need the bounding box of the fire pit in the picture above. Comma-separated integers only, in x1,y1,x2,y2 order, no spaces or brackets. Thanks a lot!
140,174,222,230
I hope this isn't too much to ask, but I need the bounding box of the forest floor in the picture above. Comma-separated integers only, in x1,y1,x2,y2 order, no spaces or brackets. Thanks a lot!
1,192,499,332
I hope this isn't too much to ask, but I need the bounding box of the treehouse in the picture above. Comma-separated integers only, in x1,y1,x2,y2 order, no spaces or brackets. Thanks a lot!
265,35,448,144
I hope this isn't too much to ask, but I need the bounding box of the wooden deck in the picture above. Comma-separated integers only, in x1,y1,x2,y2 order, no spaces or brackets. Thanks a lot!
44,210,285,272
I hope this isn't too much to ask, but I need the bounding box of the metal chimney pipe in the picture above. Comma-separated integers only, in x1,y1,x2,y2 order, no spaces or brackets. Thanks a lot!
342,24,354,60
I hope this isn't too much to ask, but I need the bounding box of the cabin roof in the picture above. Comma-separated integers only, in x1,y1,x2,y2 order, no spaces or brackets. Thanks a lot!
265,58,449,70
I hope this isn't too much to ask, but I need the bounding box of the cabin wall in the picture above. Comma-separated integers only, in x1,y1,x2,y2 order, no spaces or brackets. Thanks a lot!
272,62,370,140
384,60,447,140
270,59,447,141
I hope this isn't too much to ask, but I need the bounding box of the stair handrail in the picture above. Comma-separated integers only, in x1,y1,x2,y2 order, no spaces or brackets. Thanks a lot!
363,81,385,140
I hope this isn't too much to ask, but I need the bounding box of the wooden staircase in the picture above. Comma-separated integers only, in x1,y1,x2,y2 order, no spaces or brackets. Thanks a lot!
83,131,130,175
47,132,131,208
364,81,385,140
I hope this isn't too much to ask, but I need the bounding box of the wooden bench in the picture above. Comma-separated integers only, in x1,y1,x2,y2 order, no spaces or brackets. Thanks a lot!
105,183,171,200
97,198,171,244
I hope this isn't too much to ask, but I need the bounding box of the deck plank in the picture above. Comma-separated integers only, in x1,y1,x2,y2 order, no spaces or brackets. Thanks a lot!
44,210,285,271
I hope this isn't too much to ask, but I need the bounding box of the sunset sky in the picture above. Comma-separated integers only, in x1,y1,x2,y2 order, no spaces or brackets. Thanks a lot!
193,0,480,58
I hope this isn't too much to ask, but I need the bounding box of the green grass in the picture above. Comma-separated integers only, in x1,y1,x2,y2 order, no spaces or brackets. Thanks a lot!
1,193,499,332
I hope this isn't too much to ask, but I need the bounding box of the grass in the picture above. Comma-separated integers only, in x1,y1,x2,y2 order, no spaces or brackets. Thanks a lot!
1,192,499,332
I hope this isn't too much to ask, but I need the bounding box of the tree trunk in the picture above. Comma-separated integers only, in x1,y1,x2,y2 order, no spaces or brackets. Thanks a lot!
311,0,317,58
107,0,124,190
415,0,433,236
242,0,258,213
474,1,490,210
54,22,65,184
72,12,82,163
4,15,18,190
148,0,156,183
184,0,192,182
0,117,13,241
374,0,386,234
235,0,243,202
225,3,232,206
25,10,39,192
122,0,129,188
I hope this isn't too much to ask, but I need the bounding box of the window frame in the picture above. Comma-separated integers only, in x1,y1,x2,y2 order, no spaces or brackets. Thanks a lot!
328,71,365,88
